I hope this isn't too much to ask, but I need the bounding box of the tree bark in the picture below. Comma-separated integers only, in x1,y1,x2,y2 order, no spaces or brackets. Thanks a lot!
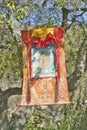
68,38,87,91
0,88,21,115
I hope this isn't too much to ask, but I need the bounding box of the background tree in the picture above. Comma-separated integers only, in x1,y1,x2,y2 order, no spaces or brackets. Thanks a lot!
0,0,87,130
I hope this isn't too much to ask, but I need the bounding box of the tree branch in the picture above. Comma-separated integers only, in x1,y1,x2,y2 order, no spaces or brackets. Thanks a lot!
7,24,18,44
65,11,85,31
68,38,87,91
0,88,21,115
70,7,87,12
62,6,87,27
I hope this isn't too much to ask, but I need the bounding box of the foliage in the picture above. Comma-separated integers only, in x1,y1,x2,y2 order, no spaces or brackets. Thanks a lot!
0,0,87,130
0,37,22,79
0,51,22,79
65,25,86,76
25,109,56,130
0,0,87,26
25,109,46,130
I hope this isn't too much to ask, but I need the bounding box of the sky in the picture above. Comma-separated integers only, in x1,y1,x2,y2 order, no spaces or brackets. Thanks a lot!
20,0,62,26
20,0,87,26
0,0,87,26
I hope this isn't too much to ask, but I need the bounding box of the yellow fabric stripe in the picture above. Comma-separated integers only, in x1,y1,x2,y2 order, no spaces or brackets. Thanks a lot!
32,27,54,39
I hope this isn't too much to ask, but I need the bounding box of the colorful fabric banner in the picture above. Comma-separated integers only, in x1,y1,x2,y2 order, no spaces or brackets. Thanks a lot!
19,27,71,106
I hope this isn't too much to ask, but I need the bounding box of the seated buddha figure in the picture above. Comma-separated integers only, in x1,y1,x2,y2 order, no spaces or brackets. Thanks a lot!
39,55,50,67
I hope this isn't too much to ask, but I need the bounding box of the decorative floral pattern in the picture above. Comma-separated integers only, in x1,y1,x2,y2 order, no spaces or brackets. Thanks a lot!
30,78,56,105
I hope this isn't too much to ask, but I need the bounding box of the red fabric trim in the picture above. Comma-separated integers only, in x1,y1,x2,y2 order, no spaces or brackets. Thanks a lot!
21,27,64,48
31,33,55,48
54,27,64,41
55,42,60,81
21,30,32,44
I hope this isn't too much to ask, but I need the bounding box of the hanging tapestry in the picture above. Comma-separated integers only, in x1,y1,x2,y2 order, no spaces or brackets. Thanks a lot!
19,27,71,106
